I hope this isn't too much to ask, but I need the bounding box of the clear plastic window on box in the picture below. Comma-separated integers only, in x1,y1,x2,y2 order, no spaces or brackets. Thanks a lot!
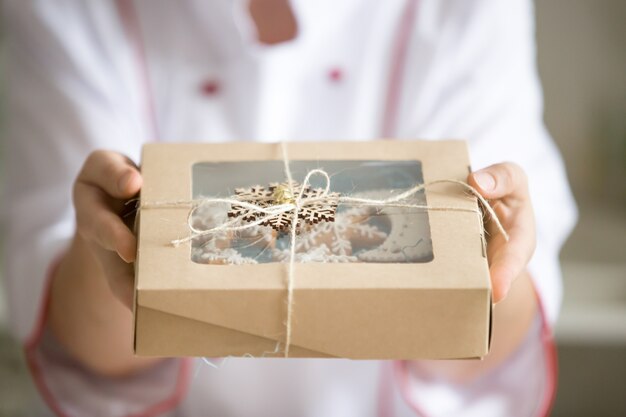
191,160,434,264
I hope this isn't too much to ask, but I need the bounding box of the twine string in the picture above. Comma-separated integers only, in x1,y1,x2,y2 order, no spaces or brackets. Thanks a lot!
140,142,510,357
281,141,299,358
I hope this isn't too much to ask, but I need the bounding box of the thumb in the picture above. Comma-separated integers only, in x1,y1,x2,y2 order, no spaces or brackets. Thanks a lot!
468,162,529,201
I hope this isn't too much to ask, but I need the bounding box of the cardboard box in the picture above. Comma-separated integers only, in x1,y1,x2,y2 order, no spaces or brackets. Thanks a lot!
134,140,492,359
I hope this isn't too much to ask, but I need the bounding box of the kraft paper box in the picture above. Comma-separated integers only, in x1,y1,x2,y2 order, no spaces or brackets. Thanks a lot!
134,140,492,359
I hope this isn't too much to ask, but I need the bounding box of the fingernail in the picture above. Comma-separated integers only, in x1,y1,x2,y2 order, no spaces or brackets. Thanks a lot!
120,252,134,263
118,172,132,193
474,171,496,191
494,281,510,304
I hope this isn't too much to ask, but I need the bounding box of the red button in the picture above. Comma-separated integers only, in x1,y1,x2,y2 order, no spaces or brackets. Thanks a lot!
200,79,220,96
328,68,343,82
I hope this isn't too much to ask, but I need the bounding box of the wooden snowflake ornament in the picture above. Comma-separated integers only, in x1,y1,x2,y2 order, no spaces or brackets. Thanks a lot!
227,181,339,233
227,185,273,222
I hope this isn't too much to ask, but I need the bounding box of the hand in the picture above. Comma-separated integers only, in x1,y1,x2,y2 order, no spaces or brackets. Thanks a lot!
468,163,536,303
49,152,155,377
73,150,142,308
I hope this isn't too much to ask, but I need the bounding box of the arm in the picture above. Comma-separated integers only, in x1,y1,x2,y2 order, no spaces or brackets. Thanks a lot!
49,152,158,377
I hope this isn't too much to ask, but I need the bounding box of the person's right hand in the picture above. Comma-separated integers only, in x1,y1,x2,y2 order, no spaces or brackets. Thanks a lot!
73,150,142,309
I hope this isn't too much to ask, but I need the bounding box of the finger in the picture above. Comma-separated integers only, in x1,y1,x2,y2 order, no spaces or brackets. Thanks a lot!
489,208,536,303
78,150,142,199
93,247,135,309
468,162,529,202
74,183,138,262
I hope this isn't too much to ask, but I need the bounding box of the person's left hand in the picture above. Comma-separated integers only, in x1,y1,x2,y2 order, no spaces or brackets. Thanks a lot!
468,162,536,303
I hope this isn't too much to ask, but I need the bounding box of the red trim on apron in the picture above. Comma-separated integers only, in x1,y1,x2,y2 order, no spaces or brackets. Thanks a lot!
22,2,190,415
377,2,420,415
393,289,559,417
23,253,192,417
380,3,558,412
377,361,396,417
381,0,419,138
24,255,71,417
535,290,559,417
116,0,161,142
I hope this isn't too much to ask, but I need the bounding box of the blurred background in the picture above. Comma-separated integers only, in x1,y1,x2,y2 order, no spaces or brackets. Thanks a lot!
0,1,624,416
536,1,626,416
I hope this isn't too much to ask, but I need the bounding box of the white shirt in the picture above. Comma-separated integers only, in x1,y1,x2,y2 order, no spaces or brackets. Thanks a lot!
1,1,576,416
